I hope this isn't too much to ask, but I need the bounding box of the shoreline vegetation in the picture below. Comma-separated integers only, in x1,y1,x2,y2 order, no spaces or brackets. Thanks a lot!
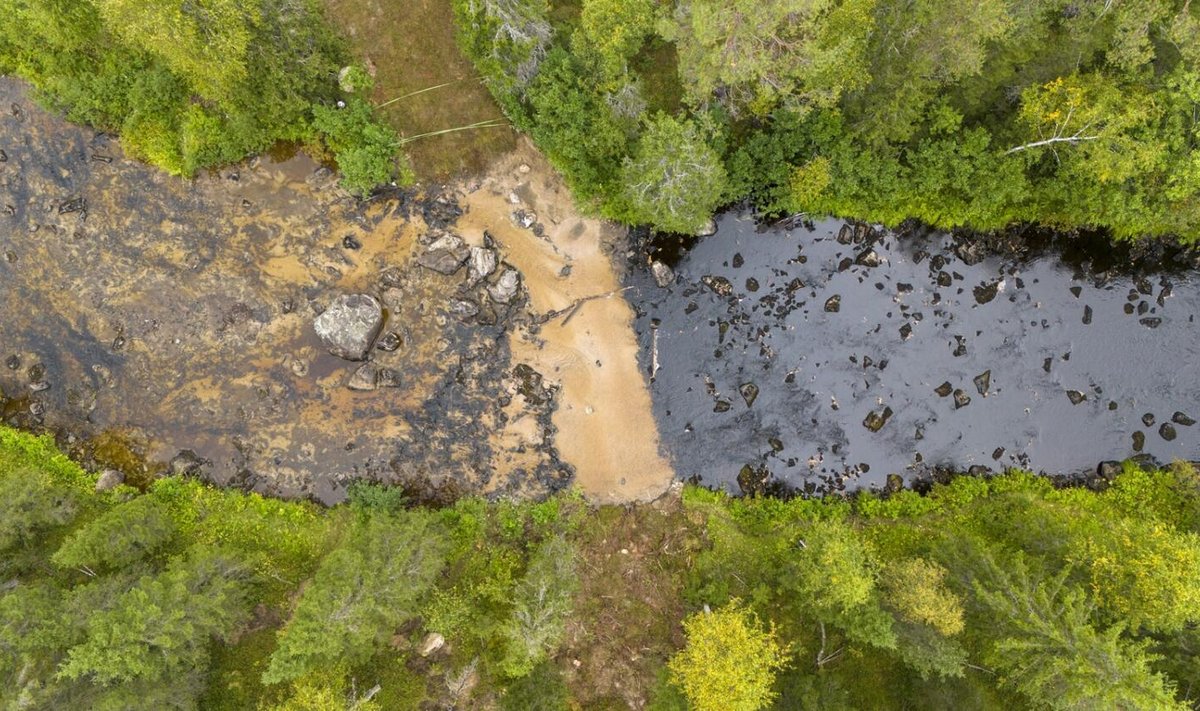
452,0,1200,241
3,1,1197,241
1,425,1199,709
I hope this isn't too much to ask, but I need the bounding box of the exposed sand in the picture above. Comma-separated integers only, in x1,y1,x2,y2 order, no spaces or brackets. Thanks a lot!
458,141,675,503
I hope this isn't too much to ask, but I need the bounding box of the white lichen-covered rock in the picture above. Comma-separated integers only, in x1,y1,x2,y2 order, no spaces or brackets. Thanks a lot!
314,294,383,361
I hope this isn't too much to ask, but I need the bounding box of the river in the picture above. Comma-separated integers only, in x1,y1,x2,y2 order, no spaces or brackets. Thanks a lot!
3,72,1197,503
631,214,1200,494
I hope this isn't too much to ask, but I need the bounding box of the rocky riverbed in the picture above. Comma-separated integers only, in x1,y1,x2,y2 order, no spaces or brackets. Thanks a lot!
0,77,673,504
631,215,1200,495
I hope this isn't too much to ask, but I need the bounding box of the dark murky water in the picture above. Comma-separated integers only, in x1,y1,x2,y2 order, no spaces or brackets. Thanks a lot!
632,215,1200,494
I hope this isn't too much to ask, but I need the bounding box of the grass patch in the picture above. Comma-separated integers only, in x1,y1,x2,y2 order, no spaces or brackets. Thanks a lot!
321,0,517,181
563,498,702,708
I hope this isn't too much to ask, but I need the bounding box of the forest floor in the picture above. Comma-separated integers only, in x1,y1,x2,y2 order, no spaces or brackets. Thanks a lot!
322,0,517,181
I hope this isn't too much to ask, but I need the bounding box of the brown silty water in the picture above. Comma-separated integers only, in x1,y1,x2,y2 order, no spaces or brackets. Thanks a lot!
0,77,603,503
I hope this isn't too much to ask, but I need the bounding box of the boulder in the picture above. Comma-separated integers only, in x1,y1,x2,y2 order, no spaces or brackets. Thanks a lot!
651,261,675,288
95,469,124,492
488,269,521,305
701,275,733,297
170,450,207,477
314,294,383,361
862,407,893,432
418,632,445,657
468,246,497,285
1096,461,1122,480
417,234,470,275
855,248,880,268
347,363,379,391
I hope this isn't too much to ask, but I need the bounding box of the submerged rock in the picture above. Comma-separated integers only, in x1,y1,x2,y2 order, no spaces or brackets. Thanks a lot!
737,463,768,495
1172,411,1195,427
739,382,759,408
1066,390,1087,405
348,363,403,391
376,331,402,352
314,294,383,361
862,407,893,432
973,370,991,396
1159,423,1177,441
953,389,971,409
701,275,733,297
824,295,841,313
934,382,953,397
449,299,480,319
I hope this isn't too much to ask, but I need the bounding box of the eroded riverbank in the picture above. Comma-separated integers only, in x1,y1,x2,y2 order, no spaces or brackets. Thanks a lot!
0,77,672,504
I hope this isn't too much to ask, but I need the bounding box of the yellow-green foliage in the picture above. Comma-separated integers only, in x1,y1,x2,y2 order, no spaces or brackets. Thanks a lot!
881,558,965,637
264,668,382,711
668,600,790,711
577,0,657,83
2,425,1200,710
1075,517,1200,633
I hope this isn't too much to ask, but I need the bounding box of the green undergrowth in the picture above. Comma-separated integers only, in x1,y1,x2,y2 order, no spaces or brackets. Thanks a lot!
1,425,1198,709
0,0,409,195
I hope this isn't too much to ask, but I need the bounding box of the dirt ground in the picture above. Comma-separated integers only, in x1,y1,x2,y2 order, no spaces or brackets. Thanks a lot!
321,0,517,181
561,488,699,708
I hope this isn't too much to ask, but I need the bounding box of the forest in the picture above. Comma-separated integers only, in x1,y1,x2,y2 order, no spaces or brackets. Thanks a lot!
2,426,1198,709
0,0,404,194
454,0,1200,239
2,1,1197,238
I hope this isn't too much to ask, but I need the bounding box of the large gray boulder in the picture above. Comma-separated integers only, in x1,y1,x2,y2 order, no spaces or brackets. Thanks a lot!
314,294,383,361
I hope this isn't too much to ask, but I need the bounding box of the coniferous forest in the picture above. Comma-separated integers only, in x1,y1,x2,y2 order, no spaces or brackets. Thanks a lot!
2,427,1199,709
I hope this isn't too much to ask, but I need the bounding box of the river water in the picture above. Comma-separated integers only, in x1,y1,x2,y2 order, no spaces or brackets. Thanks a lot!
631,215,1200,494
4,71,1198,501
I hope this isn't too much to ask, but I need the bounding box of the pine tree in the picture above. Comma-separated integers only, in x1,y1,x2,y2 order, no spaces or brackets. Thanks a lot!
263,511,450,684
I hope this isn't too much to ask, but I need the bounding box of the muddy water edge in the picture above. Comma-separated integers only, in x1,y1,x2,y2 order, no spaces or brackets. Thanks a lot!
0,77,675,504
631,214,1200,495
